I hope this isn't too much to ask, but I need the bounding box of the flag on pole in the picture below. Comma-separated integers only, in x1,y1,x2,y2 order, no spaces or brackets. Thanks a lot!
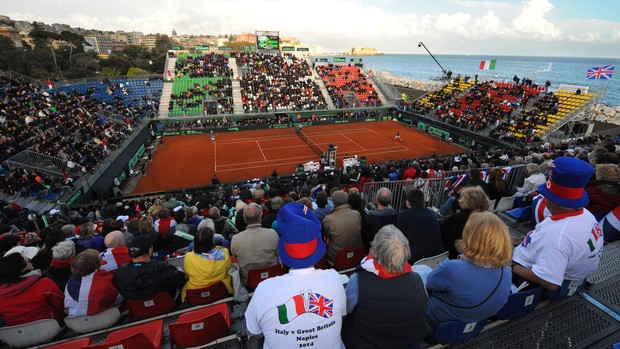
536,63,553,73
587,65,615,80
479,60,496,70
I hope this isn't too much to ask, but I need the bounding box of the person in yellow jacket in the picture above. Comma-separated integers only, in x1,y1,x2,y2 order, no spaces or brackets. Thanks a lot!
182,226,233,302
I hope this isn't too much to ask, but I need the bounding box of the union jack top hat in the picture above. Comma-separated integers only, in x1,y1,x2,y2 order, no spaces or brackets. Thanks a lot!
277,202,326,269
537,157,594,209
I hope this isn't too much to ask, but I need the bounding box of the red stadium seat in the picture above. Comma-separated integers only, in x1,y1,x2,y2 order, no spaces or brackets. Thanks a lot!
246,264,285,290
331,246,365,271
126,291,175,319
41,337,92,349
169,303,230,348
84,320,163,349
185,281,229,306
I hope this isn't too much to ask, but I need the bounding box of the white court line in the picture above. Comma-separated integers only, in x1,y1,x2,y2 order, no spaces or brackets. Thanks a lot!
216,153,322,169
214,140,217,172
341,133,366,151
366,128,411,151
257,140,267,161
216,157,322,173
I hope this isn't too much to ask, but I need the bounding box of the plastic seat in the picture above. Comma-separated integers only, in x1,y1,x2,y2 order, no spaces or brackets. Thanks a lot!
493,196,515,212
246,264,285,290
331,245,366,271
84,319,163,349
0,319,63,348
41,337,91,349
495,287,543,320
186,281,229,305
429,319,486,345
413,251,449,269
126,291,175,319
65,307,122,334
543,279,584,300
169,303,230,348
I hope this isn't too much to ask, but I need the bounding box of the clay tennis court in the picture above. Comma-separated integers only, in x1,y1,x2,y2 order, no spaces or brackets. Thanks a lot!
132,120,464,194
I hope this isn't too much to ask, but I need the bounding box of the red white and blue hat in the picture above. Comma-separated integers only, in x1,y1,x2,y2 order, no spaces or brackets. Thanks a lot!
537,157,594,209
277,202,325,269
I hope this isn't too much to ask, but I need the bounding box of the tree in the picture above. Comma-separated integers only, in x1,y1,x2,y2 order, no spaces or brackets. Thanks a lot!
29,26,63,78
127,67,149,76
154,36,173,54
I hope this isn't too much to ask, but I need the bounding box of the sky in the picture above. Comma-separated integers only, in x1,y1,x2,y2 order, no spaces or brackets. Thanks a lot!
2,0,620,58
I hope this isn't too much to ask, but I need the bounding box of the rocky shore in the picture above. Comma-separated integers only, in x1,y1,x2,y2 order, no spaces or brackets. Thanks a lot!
374,70,443,92
593,105,620,124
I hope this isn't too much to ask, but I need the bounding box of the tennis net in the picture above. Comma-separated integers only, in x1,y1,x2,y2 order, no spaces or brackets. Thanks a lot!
296,127,325,158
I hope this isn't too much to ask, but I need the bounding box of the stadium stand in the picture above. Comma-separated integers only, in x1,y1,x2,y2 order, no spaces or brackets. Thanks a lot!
316,64,383,108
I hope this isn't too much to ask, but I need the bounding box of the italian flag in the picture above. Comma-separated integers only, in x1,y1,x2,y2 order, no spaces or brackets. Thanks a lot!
479,60,497,70
277,294,306,324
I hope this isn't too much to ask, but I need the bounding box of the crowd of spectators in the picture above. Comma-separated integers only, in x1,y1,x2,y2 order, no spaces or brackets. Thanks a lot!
316,64,382,108
170,53,234,115
0,76,161,197
0,132,618,346
234,52,328,113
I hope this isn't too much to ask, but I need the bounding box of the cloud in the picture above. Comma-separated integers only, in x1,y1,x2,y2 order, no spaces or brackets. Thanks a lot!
511,0,561,39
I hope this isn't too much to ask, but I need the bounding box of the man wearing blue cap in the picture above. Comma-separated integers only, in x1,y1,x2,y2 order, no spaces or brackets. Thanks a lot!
512,157,604,296
245,202,346,349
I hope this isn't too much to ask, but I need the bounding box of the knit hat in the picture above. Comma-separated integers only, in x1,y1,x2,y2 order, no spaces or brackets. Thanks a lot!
128,234,153,258
537,157,594,209
277,202,325,269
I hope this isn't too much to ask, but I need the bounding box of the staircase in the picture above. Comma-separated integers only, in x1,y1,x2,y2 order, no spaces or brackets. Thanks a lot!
158,57,176,118
228,57,244,114
365,69,390,107
306,57,335,109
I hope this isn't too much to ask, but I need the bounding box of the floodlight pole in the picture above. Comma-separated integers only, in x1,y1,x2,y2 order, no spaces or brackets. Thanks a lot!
418,42,449,78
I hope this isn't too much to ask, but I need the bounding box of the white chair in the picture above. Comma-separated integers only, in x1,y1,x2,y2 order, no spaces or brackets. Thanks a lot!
494,196,515,212
488,199,496,211
65,307,121,334
413,251,449,269
0,319,62,348
167,255,185,270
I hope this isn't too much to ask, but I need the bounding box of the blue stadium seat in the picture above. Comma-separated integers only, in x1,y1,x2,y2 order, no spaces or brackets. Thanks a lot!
428,320,486,345
495,287,543,320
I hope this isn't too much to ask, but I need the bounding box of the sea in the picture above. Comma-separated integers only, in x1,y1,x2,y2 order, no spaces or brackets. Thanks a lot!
360,54,619,106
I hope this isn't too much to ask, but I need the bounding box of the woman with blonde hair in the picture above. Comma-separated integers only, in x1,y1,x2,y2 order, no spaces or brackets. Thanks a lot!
440,186,491,259
76,222,105,253
426,211,512,333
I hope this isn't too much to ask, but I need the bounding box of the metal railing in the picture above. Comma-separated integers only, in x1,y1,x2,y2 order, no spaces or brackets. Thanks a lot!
52,74,163,88
363,164,526,210
6,150,83,179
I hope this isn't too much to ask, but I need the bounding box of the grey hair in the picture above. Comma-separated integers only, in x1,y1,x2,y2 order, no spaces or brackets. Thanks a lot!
52,240,76,260
61,224,77,238
244,202,263,224
271,196,284,211
376,187,393,207
526,163,540,175
372,225,411,274
197,218,215,231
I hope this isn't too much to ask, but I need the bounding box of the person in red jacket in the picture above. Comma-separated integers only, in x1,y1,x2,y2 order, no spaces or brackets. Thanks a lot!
402,163,417,180
0,251,65,326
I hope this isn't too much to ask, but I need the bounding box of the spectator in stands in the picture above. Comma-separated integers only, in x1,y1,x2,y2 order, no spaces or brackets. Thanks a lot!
31,228,66,270
113,234,186,300
313,191,333,222
65,249,123,317
441,186,491,259
488,167,510,206
231,203,279,286
426,212,512,333
585,163,620,220
100,231,131,272
182,226,233,302
245,202,346,348
512,157,603,296
208,206,237,239
262,196,282,229
76,222,105,253
343,225,427,348
397,189,445,263
362,187,398,253
0,249,65,326
322,190,363,265
514,163,546,198
44,240,75,290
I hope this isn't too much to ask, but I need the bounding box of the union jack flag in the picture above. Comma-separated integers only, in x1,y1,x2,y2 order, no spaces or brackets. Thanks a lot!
308,293,333,318
587,65,615,80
